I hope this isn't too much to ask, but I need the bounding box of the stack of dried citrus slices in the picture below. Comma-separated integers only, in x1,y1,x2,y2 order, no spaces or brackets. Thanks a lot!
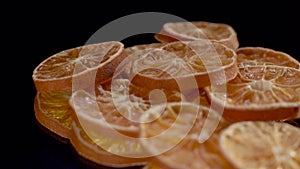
32,21,300,169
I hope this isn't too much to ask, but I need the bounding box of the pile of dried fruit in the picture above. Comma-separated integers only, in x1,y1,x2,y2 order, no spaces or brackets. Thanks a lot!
32,21,300,169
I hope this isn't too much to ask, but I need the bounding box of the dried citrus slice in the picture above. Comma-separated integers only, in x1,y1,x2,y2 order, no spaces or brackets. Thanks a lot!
219,121,300,169
69,118,148,168
96,79,150,137
205,65,300,122
32,41,126,91
69,79,151,164
236,46,300,68
128,40,237,93
155,21,239,49
122,43,187,102
34,91,73,139
139,102,230,169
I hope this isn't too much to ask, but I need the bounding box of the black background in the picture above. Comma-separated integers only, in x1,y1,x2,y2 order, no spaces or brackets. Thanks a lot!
6,1,300,169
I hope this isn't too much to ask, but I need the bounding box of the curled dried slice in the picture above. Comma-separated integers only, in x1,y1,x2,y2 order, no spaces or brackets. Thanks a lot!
237,47,300,68
206,65,300,121
219,121,300,169
69,79,151,163
155,21,239,49
96,79,150,136
140,102,230,169
32,41,126,91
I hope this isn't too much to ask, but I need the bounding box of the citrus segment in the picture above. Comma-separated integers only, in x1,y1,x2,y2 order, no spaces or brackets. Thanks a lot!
32,41,126,91
219,121,300,169
206,65,300,121
236,47,300,68
155,21,239,49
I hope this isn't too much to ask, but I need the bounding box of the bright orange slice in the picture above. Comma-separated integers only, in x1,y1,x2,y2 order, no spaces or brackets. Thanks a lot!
219,121,300,169
139,102,230,169
237,46,300,68
155,21,239,49
205,65,300,122
128,41,238,94
32,41,126,91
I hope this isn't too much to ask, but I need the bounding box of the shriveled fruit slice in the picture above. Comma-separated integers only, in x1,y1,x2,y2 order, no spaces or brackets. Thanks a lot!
123,43,191,102
139,102,231,169
96,79,150,137
34,91,73,139
155,21,239,49
69,79,151,161
236,46,300,68
128,41,237,93
69,118,148,168
219,121,300,169
32,41,126,91
205,65,300,122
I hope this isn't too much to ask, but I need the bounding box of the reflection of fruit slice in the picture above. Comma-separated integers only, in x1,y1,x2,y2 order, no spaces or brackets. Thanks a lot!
69,118,148,168
206,65,300,121
236,47,300,68
155,21,239,49
140,102,230,169
219,121,300,169
129,41,237,92
34,91,73,139
69,80,151,161
32,41,126,91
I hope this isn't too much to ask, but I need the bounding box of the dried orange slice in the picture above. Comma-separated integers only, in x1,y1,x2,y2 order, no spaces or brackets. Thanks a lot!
237,46,300,68
155,21,239,49
32,41,126,91
139,102,230,169
69,79,151,164
34,91,73,139
206,65,300,122
96,79,150,137
69,117,148,168
128,41,238,93
219,121,300,169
